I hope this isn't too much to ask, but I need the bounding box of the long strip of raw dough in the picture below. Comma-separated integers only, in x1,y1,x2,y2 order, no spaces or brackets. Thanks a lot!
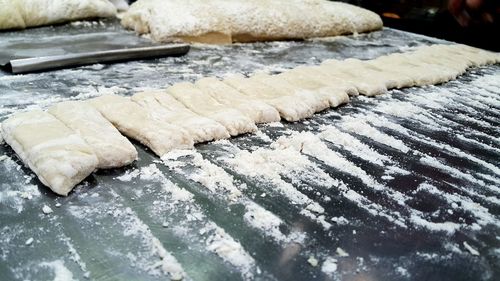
276,71,350,107
0,0,117,30
88,94,194,157
223,74,314,122
166,82,257,136
121,0,382,43
131,90,230,143
1,110,98,196
194,77,281,124
48,101,138,169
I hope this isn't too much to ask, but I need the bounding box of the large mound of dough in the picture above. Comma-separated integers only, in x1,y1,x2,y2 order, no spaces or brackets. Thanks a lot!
121,0,383,43
0,0,116,30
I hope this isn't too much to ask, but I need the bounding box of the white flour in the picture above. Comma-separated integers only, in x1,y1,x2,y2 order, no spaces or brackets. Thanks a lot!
40,260,75,281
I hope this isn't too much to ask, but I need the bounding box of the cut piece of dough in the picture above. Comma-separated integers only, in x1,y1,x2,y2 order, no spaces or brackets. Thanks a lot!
250,73,331,112
131,90,230,143
1,110,98,196
288,66,360,96
444,44,499,66
88,94,194,157
194,77,281,124
320,59,388,96
121,0,382,43
48,101,137,169
166,82,257,136
369,52,459,87
407,48,469,77
276,71,350,107
0,0,117,30
223,74,315,122
341,58,411,89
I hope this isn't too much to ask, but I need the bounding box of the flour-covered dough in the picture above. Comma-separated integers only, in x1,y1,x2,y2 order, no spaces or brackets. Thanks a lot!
48,101,137,169
132,90,231,143
320,59,388,96
166,82,257,136
276,71,350,107
288,66,360,96
195,77,281,124
0,0,117,30
250,73,331,113
121,0,382,43
1,110,98,196
88,95,193,157
224,74,314,122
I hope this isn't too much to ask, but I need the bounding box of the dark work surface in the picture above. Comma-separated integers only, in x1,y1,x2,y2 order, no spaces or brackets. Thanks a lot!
0,19,499,281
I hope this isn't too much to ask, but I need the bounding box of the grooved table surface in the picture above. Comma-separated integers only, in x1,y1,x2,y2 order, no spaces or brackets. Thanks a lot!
0,19,499,281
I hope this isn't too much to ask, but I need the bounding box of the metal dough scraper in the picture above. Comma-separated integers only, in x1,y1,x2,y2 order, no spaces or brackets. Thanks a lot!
0,32,190,74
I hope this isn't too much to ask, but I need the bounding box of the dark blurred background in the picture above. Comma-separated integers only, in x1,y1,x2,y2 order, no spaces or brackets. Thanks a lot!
339,0,499,51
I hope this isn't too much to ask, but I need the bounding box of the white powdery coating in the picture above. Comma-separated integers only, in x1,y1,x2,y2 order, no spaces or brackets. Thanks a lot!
116,169,141,182
416,183,498,230
59,236,90,277
0,157,41,213
463,241,480,256
42,205,54,214
202,222,257,280
375,101,424,118
226,146,325,214
368,87,500,179
40,260,75,281
162,150,242,201
469,72,500,95
271,131,412,227
122,164,195,203
410,214,460,234
163,149,299,240
243,201,289,243
396,104,500,177
396,266,411,278
319,125,391,166
365,114,500,198
456,134,500,155
340,116,411,153
419,156,486,187
274,131,382,190
119,206,187,279
321,257,338,276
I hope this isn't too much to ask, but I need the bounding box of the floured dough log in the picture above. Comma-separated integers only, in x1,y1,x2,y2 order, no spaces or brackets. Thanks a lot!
0,0,117,30
1,110,98,196
166,82,257,136
288,66,359,96
131,90,230,143
194,77,281,124
276,71,350,107
320,59,388,96
224,74,315,122
88,95,193,157
250,73,331,113
48,101,137,169
121,0,382,43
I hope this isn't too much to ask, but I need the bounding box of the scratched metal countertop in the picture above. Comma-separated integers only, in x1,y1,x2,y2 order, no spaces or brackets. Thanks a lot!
0,19,499,281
